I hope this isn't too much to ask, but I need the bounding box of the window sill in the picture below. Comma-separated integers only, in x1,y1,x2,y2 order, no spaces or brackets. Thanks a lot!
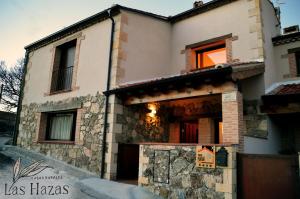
37,140,75,145
49,89,73,96
190,66,215,72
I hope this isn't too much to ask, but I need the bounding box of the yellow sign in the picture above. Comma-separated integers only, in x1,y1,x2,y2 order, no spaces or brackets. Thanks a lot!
196,146,215,168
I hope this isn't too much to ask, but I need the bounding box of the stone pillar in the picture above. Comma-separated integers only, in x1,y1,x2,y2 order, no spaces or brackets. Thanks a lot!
198,118,215,144
215,145,238,199
105,95,123,180
222,91,244,152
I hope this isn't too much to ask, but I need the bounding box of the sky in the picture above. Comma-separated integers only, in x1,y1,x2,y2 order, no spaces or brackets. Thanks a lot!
0,0,300,67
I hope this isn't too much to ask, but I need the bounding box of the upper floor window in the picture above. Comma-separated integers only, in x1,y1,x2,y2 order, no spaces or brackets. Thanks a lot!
287,48,300,78
194,41,226,69
50,39,76,93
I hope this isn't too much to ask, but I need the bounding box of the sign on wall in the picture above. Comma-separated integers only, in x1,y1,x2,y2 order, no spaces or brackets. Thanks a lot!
196,146,215,168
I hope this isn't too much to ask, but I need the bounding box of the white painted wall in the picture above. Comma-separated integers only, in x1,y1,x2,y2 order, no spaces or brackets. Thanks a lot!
23,19,112,104
244,118,281,154
120,0,268,83
261,0,281,88
119,10,171,84
241,74,265,100
170,0,255,75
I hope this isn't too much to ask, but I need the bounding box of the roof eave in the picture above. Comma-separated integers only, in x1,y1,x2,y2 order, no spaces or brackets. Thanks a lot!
272,32,300,46
104,66,233,97
24,5,121,52
170,0,238,23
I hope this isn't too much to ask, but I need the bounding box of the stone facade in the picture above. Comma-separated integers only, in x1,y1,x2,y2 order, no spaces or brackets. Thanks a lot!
244,100,268,138
116,104,170,144
17,92,105,174
139,144,238,199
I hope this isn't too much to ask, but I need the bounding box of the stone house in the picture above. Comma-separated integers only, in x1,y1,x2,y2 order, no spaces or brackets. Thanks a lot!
15,0,300,198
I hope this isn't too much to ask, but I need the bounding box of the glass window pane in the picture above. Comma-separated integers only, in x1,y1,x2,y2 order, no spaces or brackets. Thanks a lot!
202,47,226,68
197,53,201,68
50,114,73,140
66,46,76,68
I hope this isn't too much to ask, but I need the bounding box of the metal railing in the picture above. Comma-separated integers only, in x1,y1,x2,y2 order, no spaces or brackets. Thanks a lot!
50,66,73,92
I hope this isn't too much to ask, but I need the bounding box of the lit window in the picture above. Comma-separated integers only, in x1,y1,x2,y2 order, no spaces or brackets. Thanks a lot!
195,43,226,69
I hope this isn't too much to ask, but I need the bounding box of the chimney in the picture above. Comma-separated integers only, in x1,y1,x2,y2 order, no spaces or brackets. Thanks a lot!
193,1,204,8
283,25,299,35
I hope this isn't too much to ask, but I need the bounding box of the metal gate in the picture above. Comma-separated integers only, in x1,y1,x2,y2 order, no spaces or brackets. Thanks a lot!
237,153,299,199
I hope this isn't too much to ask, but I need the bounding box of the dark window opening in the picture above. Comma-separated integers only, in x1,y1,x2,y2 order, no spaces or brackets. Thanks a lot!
45,110,77,141
50,40,76,93
296,52,300,76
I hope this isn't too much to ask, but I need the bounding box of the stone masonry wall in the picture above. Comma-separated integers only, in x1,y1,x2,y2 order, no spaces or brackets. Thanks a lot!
17,92,105,174
244,100,267,138
139,144,237,199
115,104,170,144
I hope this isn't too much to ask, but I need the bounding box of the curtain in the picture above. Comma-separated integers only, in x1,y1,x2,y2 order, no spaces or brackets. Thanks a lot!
50,114,73,140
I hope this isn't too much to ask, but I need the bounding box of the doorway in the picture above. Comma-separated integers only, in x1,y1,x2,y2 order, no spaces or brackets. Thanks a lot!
117,144,139,184
180,121,198,143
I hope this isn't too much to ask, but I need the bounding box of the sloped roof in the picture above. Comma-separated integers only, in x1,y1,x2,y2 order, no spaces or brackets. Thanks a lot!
262,81,300,105
104,62,264,98
267,83,300,95
272,32,300,46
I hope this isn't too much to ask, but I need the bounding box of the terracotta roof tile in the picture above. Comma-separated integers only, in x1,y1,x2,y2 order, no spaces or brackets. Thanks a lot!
268,84,300,95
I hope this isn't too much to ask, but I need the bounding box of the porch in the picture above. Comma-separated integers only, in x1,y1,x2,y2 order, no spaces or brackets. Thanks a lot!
113,87,243,183
103,62,264,198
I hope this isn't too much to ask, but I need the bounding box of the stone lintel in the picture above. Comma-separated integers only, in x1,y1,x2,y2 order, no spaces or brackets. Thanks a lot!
38,100,82,112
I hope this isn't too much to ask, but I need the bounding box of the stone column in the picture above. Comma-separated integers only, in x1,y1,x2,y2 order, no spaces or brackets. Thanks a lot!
105,95,123,180
198,118,215,144
222,91,244,152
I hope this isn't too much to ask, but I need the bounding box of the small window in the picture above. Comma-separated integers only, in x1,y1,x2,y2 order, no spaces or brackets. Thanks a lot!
296,52,300,76
194,42,226,69
46,111,77,141
51,40,76,93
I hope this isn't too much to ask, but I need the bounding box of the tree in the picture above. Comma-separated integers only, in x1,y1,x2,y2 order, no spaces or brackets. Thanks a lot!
0,59,24,111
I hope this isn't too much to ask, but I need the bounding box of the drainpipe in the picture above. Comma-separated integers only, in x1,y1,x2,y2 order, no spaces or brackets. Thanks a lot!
101,9,115,179
13,51,29,145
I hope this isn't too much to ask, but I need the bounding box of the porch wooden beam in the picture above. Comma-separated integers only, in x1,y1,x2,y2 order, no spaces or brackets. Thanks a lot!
125,82,236,105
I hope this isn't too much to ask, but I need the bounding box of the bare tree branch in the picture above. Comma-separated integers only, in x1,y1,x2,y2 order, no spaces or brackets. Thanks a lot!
0,59,24,111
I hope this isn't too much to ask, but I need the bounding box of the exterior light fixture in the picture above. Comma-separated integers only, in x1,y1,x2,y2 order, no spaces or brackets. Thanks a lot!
147,103,158,118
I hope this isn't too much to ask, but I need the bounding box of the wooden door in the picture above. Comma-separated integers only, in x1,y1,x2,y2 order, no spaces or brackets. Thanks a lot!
237,153,299,199
181,122,198,143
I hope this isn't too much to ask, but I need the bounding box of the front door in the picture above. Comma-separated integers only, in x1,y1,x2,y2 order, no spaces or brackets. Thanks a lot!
117,144,139,181
180,122,198,143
